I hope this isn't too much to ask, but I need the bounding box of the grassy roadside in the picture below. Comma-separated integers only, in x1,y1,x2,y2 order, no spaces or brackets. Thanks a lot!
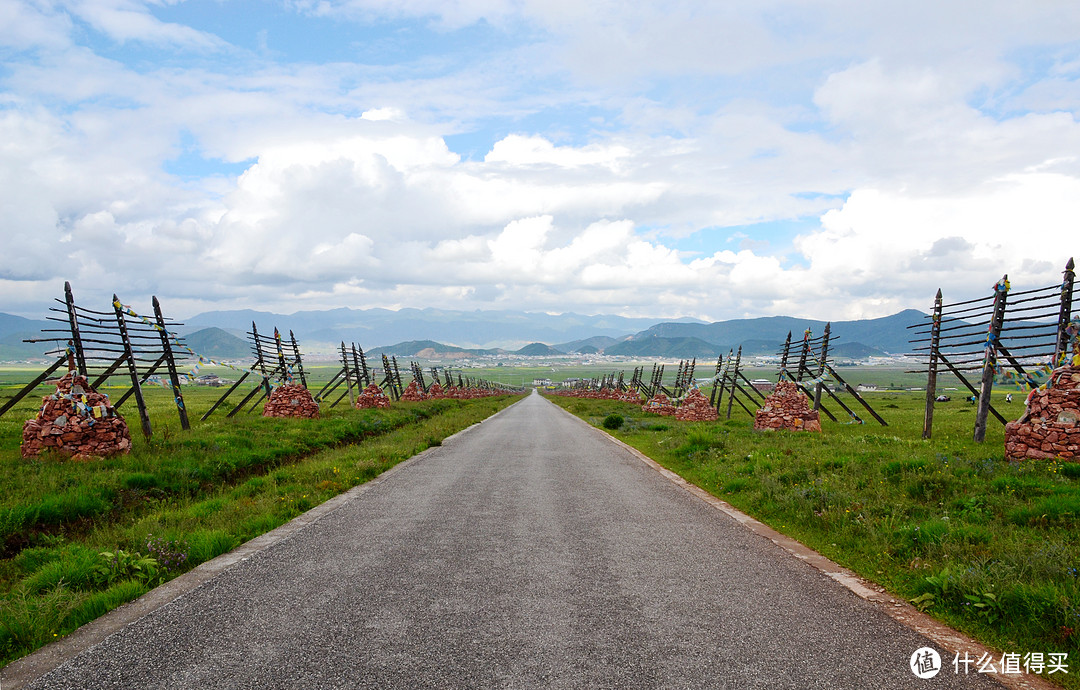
0,391,521,668
549,391,1080,689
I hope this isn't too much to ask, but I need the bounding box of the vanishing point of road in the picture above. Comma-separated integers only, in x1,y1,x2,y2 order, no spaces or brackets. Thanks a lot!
13,391,1008,689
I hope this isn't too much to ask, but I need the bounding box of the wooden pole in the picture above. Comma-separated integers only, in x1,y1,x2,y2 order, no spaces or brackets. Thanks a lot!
709,355,722,406
290,331,308,388
796,329,811,384
779,331,792,383
1054,257,1076,367
726,346,743,419
922,289,943,439
813,323,831,411
64,282,88,375
113,294,152,440
341,342,355,406
974,276,1009,442
153,296,189,430
252,323,272,402
274,328,289,384
354,345,370,387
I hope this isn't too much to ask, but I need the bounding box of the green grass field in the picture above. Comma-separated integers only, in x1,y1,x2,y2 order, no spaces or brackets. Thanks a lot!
549,386,1078,687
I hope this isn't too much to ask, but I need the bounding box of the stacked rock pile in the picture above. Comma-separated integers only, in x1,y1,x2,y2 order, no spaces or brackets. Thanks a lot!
356,384,391,409
21,373,133,459
618,389,642,404
427,383,445,398
262,383,320,419
1005,366,1080,460
675,388,718,422
753,380,821,432
445,386,498,399
400,380,427,402
642,393,677,416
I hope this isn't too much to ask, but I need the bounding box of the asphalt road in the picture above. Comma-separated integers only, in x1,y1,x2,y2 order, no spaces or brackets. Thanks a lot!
21,391,1002,689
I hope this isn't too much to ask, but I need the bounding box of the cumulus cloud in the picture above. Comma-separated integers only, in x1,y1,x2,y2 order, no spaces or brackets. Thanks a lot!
1,0,1078,326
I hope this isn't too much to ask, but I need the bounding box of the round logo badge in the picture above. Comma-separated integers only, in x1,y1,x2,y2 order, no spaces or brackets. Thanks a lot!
910,647,942,679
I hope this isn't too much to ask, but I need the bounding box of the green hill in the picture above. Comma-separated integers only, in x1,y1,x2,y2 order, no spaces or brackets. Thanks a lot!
553,335,620,354
183,327,250,360
514,342,563,356
604,335,721,358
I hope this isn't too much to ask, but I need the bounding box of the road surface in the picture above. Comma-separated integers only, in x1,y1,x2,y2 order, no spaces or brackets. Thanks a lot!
16,391,1002,688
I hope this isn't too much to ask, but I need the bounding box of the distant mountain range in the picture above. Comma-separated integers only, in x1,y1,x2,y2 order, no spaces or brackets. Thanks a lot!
625,310,925,357
0,307,927,362
179,307,704,350
0,313,59,361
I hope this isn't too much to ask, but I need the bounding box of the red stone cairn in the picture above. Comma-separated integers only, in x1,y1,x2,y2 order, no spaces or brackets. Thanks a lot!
1005,366,1080,460
21,373,133,459
753,380,822,432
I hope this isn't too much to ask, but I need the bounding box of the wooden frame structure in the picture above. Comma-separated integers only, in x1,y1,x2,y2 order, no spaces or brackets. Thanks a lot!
911,258,1077,441
1,283,191,438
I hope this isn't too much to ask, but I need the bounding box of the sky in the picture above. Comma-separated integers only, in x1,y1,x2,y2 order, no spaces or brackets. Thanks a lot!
1,0,1079,323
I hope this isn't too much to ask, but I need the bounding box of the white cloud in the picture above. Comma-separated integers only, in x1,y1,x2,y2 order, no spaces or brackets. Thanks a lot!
485,134,631,171
361,107,405,121
64,0,227,50
1,0,1079,326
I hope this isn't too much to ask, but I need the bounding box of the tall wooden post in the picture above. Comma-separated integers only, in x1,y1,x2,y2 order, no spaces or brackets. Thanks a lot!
113,295,152,440
252,322,272,400
64,282,88,375
341,342,355,406
974,276,1009,442
1055,258,1076,367
922,289,943,439
796,329,811,383
354,344,370,387
726,346,743,420
274,328,290,384
813,323,831,411
152,296,189,430
715,349,733,412
290,331,308,388
709,355,722,406
779,332,792,382
392,356,404,397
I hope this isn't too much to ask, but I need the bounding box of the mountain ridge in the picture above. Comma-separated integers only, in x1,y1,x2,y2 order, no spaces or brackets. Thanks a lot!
0,307,927,361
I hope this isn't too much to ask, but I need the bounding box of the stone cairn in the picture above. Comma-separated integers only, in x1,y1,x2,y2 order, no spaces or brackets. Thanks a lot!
446,386,493,399
642,393,677,416
753,380,822,432
427,382,445,398
400,380,427,402
617,389,642,404
1005,366,1080,460
356,384,392,409
21,372,133,459
675,388,719,422
262,383,320,419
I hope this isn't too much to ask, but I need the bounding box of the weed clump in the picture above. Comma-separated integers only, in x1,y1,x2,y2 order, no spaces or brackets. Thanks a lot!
602,414,624,430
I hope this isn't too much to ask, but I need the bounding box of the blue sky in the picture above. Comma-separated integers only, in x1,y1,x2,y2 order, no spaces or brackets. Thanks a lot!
1,0,1079,327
